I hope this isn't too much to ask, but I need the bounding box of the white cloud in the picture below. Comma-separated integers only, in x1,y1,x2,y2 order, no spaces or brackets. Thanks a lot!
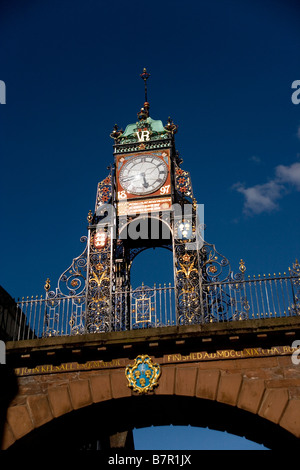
275,162,300,190
233,181,284,215
234,161,300,215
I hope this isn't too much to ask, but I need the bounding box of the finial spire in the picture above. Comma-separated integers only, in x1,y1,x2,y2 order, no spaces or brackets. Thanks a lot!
138,68,150,119
140,67,150,103
44,278,50,292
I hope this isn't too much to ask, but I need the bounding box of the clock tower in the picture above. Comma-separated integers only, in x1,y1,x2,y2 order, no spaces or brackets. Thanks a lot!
86,69,203,332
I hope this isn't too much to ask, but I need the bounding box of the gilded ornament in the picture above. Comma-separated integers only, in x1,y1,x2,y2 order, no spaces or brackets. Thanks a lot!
87,210,93,224
177,259,197,279
208,265,218,274
239,259,246,274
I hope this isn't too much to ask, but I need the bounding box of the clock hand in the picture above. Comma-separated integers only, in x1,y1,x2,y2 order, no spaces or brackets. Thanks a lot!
141,173,149,188
121,174,137,182
145,166,158,176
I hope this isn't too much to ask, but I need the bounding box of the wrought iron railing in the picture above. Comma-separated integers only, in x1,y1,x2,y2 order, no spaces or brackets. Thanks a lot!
12,283,176,340
203,273,300,322
10,268,300,341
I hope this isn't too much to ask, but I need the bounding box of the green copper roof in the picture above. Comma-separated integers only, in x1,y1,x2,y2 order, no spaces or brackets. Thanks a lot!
122,117,166,137
111,113,177,148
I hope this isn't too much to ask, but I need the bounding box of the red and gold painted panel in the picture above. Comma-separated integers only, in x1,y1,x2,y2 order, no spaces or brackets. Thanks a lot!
118,196,172,216
116,150,171,202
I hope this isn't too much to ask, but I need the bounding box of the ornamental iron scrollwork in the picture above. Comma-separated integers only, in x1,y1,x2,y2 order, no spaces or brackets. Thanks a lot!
172,198,250,325
43,236,88,337
86,229,112,333
200,240,245,284
174,163,193,200
289,259,300,315
174,225,203,325
131,284,157,329
95,172,113,211
35,170,299,337
57,236,88,297
173,200,203,325
41,211,251,335
200,242,248,323
175,248,203,324
16,249,300,339
203,281,250,323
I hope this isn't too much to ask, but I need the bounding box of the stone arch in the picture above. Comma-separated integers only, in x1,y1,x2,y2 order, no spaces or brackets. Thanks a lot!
2,362,300,450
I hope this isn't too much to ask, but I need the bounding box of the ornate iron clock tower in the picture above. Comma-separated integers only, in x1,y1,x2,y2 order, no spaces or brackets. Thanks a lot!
42,68,246,338
86,68,203,332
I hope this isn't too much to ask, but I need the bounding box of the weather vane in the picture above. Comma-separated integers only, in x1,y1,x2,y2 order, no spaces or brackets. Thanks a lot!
140,67,150,103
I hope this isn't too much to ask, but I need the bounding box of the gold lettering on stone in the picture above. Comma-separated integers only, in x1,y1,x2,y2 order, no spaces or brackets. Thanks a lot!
165,346,293,364
14,346,294,376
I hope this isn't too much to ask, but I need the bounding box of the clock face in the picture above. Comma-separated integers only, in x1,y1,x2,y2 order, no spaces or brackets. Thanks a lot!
119,155,168,196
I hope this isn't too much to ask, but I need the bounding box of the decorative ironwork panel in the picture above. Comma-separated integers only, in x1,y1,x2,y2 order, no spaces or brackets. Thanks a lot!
172,202,204,325
203,282,249,323
43,236,88,337
199,244,247,322
13,269,300,340
44,294,86,337
95,173,112,211
289,259,300,315
174,163,193,199
86,229,112,333
174,239,203,324
56,236,88,297
200,241,244,284
131,284,156,328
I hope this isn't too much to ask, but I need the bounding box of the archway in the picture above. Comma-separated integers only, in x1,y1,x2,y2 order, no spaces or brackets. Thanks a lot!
6,395,298,451
130,246,174,289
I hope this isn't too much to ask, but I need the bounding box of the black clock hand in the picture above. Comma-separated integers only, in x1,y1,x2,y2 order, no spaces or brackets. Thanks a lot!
145,166,157,176
121,174,137,182
141,172,149,188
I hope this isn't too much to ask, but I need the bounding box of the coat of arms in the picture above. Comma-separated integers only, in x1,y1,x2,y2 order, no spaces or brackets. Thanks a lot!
125,355,161,394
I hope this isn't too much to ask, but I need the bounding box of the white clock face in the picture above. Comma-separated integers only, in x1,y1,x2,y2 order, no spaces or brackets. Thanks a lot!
119,155,168,195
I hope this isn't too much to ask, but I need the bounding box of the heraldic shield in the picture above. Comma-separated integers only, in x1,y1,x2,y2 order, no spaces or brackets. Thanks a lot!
125,355,161,394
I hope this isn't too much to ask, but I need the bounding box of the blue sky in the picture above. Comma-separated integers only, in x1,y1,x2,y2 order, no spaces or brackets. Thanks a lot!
1,0,300,450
